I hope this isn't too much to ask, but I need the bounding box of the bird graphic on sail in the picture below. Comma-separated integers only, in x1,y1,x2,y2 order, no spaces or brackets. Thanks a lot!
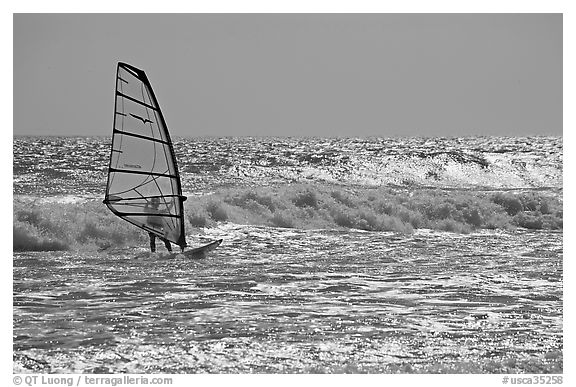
130,113,154,125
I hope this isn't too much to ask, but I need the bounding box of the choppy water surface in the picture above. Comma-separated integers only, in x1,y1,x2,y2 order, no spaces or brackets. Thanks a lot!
13,136,563,196
13,226,562,373
13,136,563,373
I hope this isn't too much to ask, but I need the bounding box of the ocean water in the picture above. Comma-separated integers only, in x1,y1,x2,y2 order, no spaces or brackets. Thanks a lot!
13,136,563,373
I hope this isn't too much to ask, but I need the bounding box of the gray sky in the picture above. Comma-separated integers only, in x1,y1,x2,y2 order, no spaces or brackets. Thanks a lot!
13,13,562,137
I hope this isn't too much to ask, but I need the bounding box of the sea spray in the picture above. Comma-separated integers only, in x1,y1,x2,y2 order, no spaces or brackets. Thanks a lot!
13,198,145,252
13,184,562,252
185,184,562,232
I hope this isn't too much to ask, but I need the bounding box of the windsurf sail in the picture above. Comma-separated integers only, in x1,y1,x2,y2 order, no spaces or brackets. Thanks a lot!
103,62,187,249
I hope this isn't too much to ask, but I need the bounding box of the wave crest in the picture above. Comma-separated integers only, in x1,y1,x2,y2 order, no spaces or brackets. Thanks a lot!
13,184,561,252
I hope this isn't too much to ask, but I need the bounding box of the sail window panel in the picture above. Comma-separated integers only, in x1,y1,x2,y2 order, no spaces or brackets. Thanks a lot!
115,97,169,143
106,174,183,244
109,133,174,176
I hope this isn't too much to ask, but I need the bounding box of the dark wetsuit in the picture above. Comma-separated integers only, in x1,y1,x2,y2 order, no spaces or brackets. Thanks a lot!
149,232,172,252
145,201,172,252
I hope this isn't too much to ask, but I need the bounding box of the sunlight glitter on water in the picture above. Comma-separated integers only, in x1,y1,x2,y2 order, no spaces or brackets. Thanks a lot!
13,225,562,373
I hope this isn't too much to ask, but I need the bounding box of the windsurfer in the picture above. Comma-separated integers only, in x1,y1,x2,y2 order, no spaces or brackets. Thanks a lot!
145,197,172,253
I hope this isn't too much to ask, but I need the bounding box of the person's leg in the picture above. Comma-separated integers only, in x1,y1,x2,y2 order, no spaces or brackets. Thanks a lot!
149,232,156,252
163,239,172,252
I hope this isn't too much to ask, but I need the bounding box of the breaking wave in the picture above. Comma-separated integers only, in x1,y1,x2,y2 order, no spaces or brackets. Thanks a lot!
13,184,562,252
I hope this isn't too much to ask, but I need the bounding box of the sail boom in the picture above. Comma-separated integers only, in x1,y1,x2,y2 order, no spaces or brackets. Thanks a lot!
109,211,181,219
105,194,184,202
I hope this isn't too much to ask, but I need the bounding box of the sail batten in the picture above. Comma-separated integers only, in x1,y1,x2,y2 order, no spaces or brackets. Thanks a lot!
104,62,187,249
112,129,172,145
108,167,178,178
116,91,160,111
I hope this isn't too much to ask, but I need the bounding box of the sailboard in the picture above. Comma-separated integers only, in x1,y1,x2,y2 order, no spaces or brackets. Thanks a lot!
103,62,222,255
163,239,223,260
